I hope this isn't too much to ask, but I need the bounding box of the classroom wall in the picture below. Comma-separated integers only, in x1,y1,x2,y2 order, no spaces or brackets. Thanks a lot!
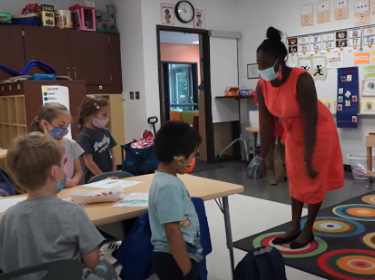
160,43,201,83
238,0,375,164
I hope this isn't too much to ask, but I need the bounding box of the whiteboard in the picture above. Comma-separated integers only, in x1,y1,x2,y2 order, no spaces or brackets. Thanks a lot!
210,37,239,123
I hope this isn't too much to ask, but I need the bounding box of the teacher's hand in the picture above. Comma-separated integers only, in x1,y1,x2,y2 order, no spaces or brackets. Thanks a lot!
305,161,319,179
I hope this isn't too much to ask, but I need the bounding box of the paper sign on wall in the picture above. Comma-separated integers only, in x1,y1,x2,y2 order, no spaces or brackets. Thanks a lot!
326,51,344,68
354,0,370,26
372,0,375,14
334,0,349,20
362,78,375,96
360,100,375,114
317,1,331,23
41,86,72,139
160,3,175,25
310,56,328,81
321,99,336,113
300,4,313,26
194,9,205,29
364,65,375,78
354,52,370,64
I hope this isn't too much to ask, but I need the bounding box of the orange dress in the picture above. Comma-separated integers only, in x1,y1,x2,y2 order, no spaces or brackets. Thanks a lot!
259,68,344,204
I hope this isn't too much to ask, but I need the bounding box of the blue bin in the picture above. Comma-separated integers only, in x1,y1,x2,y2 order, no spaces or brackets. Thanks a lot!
12,14,38,26
121,142,158,175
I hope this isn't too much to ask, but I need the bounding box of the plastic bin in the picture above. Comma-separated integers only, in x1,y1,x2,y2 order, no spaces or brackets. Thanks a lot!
347,153,375,180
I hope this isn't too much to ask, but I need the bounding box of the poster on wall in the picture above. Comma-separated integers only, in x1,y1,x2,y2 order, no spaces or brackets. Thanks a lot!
354,52,370,65
364,65,375,78
353,0,370,26
323,32,335,50
310,56,327,81
335,30,348,48
362,78,375,96
363,27,375,49
317,1,331,23
348,29,362,48
297,56,312,72
300,4,313,26
334,0,349,20
288,37,298,54
160,3,175,25
336,67,360,128
321,99,336,113
298,36,309,54
360,99,375,114
194,9,205,29
41,86,72,139
310,35,322,52
326,51,344,68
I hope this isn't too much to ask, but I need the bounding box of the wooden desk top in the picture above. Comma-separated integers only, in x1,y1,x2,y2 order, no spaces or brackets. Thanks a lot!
245,127,259,133
0,174,244,226
0,150,7,159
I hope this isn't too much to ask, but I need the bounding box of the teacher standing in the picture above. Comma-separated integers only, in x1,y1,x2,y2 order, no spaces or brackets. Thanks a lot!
256,27,344,249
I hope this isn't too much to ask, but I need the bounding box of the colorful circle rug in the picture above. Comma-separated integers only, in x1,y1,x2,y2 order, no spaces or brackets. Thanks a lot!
252,231,328,258
362,232,375,250
333,204,375,221
362,195,375,206
317,249,375,280
301,216,365,238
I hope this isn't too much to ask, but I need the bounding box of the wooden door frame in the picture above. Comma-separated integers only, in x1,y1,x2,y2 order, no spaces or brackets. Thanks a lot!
160,61,199,114
156,25,215,163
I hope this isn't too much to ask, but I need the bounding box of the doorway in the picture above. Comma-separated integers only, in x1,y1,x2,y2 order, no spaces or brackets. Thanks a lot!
156,25,214,163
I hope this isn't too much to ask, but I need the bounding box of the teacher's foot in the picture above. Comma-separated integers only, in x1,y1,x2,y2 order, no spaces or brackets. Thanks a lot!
271,228,301,245
290,231,314,249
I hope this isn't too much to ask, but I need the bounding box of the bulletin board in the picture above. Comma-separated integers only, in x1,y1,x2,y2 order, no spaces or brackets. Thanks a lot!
286,24,375,118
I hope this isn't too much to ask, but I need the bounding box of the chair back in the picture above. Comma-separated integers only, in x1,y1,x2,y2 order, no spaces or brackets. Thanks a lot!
88,171,134,184
0,259,82,280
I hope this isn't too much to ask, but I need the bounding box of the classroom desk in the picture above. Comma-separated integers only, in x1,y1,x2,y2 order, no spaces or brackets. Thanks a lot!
0,149,7,159
0,174,244,279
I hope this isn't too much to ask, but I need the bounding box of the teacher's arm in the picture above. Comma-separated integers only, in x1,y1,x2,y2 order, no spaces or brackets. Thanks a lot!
296,73,318,165
256,83,274,160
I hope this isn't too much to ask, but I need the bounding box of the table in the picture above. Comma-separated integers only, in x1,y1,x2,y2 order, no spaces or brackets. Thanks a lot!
216,96,254,162
0,174,244,279
0,149,7,159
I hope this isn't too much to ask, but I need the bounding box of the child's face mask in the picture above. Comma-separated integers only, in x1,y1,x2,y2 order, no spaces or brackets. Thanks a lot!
174,156,196,174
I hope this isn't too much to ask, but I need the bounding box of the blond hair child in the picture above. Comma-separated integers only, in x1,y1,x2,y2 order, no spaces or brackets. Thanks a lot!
78,95,117,183
29,103,83,187
0,132,117,279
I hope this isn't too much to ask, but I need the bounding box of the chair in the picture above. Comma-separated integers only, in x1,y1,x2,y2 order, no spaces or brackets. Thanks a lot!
88,171,134,184
0,259,82,280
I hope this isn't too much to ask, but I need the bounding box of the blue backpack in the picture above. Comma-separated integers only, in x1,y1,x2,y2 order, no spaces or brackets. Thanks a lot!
0,169,16,197
234,246,287,280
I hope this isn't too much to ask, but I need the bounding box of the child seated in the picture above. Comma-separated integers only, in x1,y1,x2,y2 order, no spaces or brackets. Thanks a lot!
0,132,117,280
149,121,202,280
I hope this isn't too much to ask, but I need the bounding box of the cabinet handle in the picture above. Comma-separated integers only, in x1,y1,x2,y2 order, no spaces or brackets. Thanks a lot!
66,67,70,77
73,67,77,79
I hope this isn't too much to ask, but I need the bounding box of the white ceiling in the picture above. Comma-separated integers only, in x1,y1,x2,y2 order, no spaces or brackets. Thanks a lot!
159,31,199,45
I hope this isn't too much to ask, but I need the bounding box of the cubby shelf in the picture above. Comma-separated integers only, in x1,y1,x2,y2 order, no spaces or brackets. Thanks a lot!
0,95,26,149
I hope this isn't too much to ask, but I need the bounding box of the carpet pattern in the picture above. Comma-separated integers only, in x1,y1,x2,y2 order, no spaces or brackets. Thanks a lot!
233,192,375,280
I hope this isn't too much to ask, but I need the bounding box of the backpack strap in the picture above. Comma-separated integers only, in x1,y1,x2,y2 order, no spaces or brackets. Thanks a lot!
0,169,16,196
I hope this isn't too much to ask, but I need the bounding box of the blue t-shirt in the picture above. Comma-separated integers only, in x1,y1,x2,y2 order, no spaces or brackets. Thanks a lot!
149,172,202,262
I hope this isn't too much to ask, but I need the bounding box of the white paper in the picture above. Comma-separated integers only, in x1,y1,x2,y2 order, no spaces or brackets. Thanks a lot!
326,52,344,68
113,193,149,208
317,1,330,11
41,85,72,139
355,0,370,12
0,197,26,213
310,35,321,43
323,33,335,41
84,178,141,190
301,4,313,15
334,0,348,8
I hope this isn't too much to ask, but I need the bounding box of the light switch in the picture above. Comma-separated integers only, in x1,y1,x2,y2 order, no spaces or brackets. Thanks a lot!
135,91,140,99
130,91,134,100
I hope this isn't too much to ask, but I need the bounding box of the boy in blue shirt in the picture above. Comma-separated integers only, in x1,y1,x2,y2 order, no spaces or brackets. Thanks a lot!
149,121,202,280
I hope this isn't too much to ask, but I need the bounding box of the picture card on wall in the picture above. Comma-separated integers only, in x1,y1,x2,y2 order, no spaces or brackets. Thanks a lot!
298,36,309,54
360,100,375,114
354,52,370,65
317,1,331,23
310,35,322,52
334,0,349,20
362,78,375,96
326,51,344,68
354,0,370,26
335,30,348,48
321,99,336,113
297,57,312,72
310,56,328,81
160,3,175,25
364,65,375,78
300,4,314,26
372,0,375,14
194,9,205,29
288,37,298,53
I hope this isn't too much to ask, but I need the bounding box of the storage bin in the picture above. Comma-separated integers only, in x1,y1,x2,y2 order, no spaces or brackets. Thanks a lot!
347,153,375,180
12,14,38,26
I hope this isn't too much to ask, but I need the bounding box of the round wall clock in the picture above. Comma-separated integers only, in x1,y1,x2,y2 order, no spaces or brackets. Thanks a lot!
175,1,195,23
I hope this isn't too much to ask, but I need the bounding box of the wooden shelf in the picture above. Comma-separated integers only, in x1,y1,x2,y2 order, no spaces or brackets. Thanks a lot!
215,95,254,100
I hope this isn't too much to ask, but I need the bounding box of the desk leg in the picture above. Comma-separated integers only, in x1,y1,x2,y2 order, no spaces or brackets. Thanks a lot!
217,197,235,279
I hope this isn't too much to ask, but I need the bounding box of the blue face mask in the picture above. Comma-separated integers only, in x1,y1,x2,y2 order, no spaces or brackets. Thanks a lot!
56,167,67,193
47,125,69,139
259,59,279,81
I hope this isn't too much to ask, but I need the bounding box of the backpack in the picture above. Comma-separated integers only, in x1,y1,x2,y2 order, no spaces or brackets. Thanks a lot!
0,169,16,197
247,156,262,179
234,246,287,280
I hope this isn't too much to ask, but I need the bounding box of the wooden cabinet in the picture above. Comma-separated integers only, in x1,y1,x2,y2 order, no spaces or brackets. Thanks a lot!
0,26,26,82
0,26,122,94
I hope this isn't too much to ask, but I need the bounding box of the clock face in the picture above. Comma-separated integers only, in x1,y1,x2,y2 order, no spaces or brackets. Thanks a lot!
175,1,195,23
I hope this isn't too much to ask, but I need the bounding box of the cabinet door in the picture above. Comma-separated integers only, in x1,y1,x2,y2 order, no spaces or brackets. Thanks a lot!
108,34,123,93
23,27,72,77
70,31,111,85
0,26,25,81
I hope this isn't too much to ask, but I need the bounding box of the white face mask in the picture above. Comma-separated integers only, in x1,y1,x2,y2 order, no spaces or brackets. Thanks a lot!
259,59,279,81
